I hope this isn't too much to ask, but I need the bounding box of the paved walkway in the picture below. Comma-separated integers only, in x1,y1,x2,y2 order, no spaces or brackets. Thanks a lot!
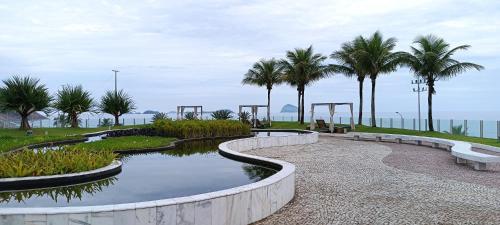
245,137,500,225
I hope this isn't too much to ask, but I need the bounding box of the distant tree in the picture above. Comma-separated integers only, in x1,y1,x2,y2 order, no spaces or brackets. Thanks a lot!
242,59,283,126
354,31,404,127
331,41,367,125
400,35,483,131
0,76,52,129
281,46,331,124
53,85,94,128
211,109,233,120
99,90,136,126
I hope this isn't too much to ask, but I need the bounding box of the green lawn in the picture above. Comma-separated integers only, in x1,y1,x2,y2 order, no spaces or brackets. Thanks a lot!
0,125,144,153
270,121,500,148
73,136,176,151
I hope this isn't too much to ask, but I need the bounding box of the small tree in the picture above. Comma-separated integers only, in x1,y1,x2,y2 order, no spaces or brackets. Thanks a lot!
0,76,51,129
53,85,94,128
99,90,135,126
152,112,169,122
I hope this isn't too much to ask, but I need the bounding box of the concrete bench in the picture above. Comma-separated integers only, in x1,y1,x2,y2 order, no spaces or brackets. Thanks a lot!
348,132,500,171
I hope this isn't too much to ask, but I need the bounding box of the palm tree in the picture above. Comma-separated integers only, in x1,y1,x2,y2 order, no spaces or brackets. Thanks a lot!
330,41,367,125
99,90,135,126
0,76,51,129
281,46,330,124
400,35,483,131
53,85,94,128
242,58,283,126
354,31,403,127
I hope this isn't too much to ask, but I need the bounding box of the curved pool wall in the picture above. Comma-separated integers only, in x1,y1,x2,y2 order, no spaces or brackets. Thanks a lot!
0,130,318,225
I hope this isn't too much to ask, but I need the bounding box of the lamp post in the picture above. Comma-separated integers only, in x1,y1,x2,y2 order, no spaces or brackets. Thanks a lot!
112,70,119,95
396,112,404,129
412,78,427,131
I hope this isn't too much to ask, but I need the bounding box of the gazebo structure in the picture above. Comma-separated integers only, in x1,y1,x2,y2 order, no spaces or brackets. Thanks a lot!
309,102,355,133
176,105,203,120
238,105,270,128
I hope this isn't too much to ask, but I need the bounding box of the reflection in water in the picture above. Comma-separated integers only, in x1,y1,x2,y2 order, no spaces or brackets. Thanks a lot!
242,165,276,181
0,178,116,204
0,136,278,207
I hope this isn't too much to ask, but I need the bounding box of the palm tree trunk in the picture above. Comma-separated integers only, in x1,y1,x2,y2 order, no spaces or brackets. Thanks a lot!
267,88,272,126
297,89,301,122
370,77,377,127
300,89,305,124
71,113,79,128
114,115,120,126
428,81,434,131
358,78,364,125
20,114,30,130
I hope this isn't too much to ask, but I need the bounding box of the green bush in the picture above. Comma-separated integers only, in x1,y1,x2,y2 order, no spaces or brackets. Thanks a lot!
0,148,116,178
211,109,233,120
153,119,251,139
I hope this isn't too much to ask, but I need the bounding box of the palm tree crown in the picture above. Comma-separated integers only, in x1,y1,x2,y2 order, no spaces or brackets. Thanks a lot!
99,90,136,126
242,58,283,126
281,46,330,124
53,85,94,128
401,34,484,131
0,76,51,129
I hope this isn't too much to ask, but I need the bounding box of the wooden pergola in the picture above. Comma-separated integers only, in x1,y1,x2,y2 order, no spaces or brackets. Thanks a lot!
309,102,355,133
176,105,203,120
238,105,270,128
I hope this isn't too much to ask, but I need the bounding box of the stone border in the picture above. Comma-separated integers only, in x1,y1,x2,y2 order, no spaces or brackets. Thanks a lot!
0,160,122,191
338,132,500,171
0,130,318,225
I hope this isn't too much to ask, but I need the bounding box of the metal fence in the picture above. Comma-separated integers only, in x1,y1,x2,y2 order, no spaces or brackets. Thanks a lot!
2,115,500,140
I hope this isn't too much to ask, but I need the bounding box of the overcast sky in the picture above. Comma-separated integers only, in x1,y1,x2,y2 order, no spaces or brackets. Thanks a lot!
0,0,498,118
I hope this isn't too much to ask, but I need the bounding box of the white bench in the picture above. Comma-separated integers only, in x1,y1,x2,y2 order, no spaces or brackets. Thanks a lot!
348,132,500,171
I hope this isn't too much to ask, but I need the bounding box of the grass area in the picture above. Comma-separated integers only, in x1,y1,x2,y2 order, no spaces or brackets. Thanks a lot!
0,125,144,153
73,136,176,151
270,121,500,148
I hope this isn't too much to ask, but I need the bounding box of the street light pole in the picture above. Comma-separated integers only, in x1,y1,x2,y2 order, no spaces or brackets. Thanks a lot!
396,112,404,129
412,78,427,131
112,70,119,95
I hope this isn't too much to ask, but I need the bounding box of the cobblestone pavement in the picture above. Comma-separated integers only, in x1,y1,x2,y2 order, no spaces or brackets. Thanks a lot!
246,137,500,225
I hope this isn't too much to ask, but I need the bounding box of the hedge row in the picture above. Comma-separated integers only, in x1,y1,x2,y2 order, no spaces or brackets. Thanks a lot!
152,119,251,139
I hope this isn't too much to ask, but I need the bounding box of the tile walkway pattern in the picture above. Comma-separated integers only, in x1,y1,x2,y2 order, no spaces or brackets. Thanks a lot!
247,137,500,225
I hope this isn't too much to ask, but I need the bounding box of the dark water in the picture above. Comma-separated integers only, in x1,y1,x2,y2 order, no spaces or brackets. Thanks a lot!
0,138,276,207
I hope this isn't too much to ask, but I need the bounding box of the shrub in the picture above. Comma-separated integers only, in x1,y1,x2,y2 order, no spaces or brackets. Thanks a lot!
184,112,197,120
99,118,113,127
152,112,169,122
211,109,233,120
153,119,251,139
0,148,116,178
238,111,251,124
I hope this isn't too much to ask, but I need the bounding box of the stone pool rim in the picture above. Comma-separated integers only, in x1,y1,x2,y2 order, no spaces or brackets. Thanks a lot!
0,129,317,223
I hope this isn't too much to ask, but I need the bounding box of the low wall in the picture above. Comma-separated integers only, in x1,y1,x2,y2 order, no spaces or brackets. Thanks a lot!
0,130,318,225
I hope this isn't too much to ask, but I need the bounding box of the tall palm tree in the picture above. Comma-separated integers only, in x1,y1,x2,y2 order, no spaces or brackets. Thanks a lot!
53,85,94,128
400,35,483,131
0,76,51,129
99,90,136,126
354,31,403,127
330,41,367,125
281,46,330,124
242,58,284,126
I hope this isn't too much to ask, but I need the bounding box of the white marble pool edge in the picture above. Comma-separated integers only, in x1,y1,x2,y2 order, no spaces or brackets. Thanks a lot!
0,130,319,225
